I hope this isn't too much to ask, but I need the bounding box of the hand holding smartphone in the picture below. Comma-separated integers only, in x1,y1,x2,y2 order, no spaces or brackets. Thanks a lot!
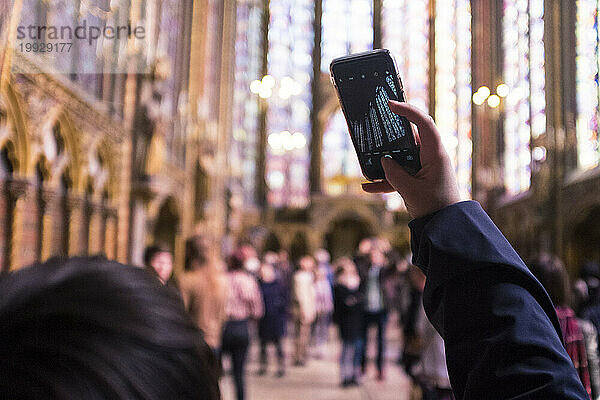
329,49,421,181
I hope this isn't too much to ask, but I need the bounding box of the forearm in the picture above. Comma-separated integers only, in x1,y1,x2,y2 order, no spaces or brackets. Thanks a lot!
410,201,588,399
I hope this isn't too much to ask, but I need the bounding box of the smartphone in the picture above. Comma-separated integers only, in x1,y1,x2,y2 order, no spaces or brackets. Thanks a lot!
329,49,421,181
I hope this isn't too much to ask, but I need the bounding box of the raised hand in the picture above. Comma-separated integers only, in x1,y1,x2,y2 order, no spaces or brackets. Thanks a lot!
362,100,461,219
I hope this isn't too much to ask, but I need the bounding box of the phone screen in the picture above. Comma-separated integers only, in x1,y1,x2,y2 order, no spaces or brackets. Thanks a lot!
332,53,419,180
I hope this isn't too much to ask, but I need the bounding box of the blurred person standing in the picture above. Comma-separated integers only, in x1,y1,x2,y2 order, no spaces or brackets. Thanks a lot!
238,241,261,276
528,254,592,398
354,238,373,272
143,244,174,286
179,235,228,355
312,265,334,359
315,248,334,287
257,262,288,377
222,252,264,400
408,266,454,400
292,255,317,366
358,248,392,380
333,257,365,387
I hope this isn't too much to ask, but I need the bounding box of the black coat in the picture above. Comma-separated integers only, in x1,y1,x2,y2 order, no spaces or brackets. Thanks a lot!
258,280,288,341
411,201,588,399
333,283,364,341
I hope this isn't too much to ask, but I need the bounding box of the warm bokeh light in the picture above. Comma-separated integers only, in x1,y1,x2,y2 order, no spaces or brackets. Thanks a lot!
292,132,307,149
477,85,490,98
497,83,509,97
487,94,501,108
250,80,262,94
261,75,276,88
473,91,486,105
259,86,272,99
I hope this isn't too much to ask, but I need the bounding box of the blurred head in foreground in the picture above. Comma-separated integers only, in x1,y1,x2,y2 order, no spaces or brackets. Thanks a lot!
143,244,174,284
0,256,220,400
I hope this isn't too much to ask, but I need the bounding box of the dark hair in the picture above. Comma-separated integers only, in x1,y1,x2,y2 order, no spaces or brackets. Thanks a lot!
527,254,571,307
143,243,172,267
184,235,211,271
227,251,245,271
0,256,220,400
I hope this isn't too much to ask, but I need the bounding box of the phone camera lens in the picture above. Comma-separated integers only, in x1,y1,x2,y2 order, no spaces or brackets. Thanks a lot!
374,72,379,77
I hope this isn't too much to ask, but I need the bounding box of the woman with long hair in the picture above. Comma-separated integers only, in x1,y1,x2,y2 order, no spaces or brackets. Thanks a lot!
179,235,228,355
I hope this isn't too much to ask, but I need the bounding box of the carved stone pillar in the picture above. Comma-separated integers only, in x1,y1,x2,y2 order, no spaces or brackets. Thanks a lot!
7,178,28,271
88,202,104,255
104,208,118,260
39,189,56,261
67,194,85,256
0,180,8,272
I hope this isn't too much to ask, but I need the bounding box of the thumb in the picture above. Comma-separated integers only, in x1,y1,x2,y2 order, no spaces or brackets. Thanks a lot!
381,156,414,190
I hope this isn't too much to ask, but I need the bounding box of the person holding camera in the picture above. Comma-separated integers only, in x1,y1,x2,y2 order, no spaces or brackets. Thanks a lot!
362,100,589,399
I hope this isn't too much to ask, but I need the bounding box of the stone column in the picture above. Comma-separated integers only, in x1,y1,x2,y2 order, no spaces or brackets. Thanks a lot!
7,178,28,271
39,189,56,261
67,194,85,256
104,209,118,260
88,202,104,255
309,0,323,195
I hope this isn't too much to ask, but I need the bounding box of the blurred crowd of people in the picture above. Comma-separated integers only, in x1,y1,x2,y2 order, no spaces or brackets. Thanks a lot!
142,235,456,400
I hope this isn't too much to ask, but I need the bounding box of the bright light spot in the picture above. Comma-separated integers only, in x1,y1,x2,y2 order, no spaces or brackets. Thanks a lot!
497,83,509,97
267,170,285,189
487,94,501,108
259,86,272,99
262,75,275,88
473,91,486,105
290,82,302,96
441,133,459,151
281,130,294,151
385,194,404,211
278,87,291,100
281,76,294,87
532,146,546,161
292,132,306,149
268,132,282,150
250,80,262,94
477,86,490,98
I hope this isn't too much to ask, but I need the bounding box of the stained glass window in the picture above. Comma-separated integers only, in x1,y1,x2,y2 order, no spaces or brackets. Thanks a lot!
382,0,429,112
576,0,600,170
502,0,545,195
321,0,373,72
267,0,313,207
320,0,373,193
435,0,472,198
233,0,263,204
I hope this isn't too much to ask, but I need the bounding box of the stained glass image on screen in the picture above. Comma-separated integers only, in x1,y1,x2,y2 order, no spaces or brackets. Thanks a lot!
337,70,410,158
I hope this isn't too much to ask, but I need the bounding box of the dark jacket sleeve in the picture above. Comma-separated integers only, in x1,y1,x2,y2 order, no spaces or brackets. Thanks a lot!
409,200,588,400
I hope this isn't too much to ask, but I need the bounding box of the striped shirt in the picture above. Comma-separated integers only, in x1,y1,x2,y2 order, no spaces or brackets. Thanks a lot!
315,278,333,314
225,270,264,321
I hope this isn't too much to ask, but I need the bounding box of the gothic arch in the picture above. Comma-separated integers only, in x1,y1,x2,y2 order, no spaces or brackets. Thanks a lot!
94,138,118,200
0,80,30,176
313,203,379,237
43,108,83,191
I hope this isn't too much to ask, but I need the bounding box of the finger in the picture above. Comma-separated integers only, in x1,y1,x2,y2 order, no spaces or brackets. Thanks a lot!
388,100,442,152
361,181,395,193
381,156,414,189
